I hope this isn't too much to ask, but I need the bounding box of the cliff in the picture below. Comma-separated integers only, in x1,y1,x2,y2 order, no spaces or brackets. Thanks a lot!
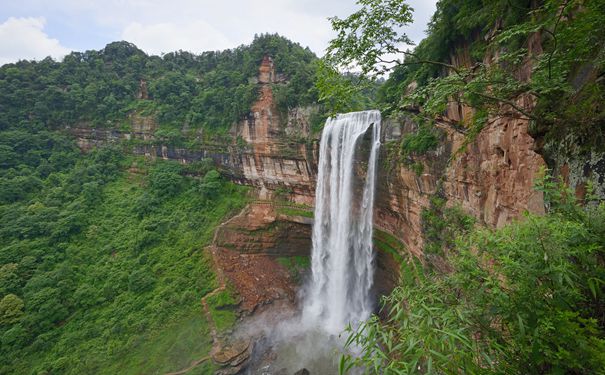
375,109,546,258
232,56,317,205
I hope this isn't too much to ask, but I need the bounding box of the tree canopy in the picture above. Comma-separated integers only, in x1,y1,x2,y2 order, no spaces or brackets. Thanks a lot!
0,34,320,133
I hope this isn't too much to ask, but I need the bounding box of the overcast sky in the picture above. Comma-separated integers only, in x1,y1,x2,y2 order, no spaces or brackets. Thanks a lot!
0,0,437,66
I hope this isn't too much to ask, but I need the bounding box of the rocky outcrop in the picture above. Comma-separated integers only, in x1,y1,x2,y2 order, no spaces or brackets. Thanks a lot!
213,339,253,375
70,127,127,151
373,33,549,258
211,202,312,313
544,139,605,201
67,47,602,295
214,202,312,256
232,56,317,205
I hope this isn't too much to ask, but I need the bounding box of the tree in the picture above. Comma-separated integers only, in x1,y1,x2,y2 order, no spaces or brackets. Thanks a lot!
322,0,605,136
198,169,221,200
325,0,414,76
0,294,24,325
148,162,184,198
0,263,21,296
128,269,155,293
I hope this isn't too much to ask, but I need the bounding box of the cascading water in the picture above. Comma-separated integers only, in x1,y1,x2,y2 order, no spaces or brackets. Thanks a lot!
242,111,381,373
303,110,381,334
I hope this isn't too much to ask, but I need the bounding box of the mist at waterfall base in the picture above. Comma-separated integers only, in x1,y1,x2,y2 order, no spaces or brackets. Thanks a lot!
241,111,382,374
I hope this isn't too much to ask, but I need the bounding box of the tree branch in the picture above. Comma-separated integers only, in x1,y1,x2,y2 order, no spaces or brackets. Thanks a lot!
469,90,538,120
383,47,463,75
544,0,572,79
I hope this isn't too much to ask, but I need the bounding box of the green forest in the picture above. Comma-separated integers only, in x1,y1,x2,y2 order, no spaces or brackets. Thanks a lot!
0,33,319,136
0,132,248,373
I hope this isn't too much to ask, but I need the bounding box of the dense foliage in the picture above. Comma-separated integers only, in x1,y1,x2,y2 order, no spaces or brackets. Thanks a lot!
322,0,605,150
0,32,327,374
323,0,605,373
0,34,319,134
342,175,605,374
0,125,248,373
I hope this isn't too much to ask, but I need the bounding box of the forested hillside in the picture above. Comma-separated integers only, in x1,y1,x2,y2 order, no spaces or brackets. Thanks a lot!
1,1,605,373
0,34,317,374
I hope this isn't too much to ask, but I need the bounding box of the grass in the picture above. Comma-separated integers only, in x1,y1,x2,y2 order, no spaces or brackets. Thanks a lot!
276,255,311,282
276,206,314,218
207,289,239,333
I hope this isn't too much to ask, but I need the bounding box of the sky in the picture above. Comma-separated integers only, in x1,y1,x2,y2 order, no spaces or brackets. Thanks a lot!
0,0,437,66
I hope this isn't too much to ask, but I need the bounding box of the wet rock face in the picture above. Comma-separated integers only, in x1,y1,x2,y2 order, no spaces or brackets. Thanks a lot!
373,36,548,257
213,339,253,374
212,203,312,313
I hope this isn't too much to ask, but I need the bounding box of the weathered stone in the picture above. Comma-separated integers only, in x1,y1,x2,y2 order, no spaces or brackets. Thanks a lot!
215,203,312,255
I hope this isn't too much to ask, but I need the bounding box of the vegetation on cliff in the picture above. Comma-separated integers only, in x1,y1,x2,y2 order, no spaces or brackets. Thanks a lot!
0,34,319,138
322,0,605,373
322,0,605,151
0,32,328,374
343,178,605,373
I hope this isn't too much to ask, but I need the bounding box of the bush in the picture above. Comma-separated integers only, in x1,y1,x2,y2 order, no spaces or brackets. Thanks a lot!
401,123,439,156
148,162,184,198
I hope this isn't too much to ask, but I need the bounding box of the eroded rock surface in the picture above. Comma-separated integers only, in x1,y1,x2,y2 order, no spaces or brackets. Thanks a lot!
375,109,546,257
212,202,311,313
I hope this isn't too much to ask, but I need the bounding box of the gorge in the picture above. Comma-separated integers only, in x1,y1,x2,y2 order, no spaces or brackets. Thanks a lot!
1,1,605,373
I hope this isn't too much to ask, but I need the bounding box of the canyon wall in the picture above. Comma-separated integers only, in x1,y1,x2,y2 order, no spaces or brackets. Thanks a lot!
374,110,546,258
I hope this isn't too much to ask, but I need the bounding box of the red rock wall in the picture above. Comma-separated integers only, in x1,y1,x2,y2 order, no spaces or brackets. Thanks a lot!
373,34,548,258
69,56,319,205
375,104,546,258
68,52,550,264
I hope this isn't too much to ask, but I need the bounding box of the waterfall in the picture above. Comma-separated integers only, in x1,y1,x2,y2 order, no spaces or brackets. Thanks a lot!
303,110,381,334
